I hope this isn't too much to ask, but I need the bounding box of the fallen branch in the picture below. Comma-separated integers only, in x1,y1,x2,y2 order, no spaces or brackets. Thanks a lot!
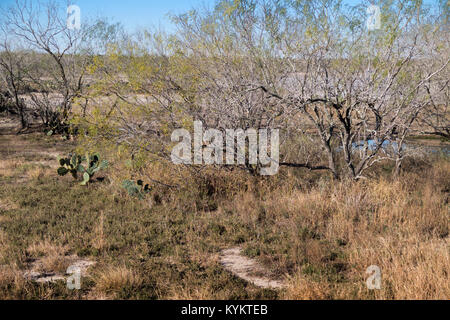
279,162,331,171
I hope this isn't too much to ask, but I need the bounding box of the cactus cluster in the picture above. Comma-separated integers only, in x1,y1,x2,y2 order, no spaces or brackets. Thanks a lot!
57,152,108,185
122,179,151,199
57,154,83,179
79,153,109,186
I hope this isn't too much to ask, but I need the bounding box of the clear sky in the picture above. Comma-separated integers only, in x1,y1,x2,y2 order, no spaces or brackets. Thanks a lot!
66,0,214,32
0,0,439,33
0,0,215,32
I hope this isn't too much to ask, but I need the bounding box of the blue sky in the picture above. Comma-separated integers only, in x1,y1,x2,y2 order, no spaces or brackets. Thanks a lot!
65,0,212,31
0,0,439,33
0,0,214,32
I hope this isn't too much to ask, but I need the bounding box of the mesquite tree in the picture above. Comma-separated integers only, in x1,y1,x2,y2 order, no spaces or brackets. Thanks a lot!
76,0,448,179
1,0,122,133
169,0,448,179
0,32,29,129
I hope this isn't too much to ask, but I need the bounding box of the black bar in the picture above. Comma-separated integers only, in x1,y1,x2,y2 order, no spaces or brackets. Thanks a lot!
0,300,447,319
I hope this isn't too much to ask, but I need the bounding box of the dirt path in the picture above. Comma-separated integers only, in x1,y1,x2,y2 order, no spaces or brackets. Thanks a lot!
220,247,286,290
24,258,96,284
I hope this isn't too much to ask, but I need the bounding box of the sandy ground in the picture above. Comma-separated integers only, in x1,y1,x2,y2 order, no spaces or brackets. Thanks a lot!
220,247,286,289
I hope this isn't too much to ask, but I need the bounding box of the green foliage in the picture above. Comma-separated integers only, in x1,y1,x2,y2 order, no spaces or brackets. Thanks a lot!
57,152,108,185
122,179,151,199
57,154,83,179
79,153,109,185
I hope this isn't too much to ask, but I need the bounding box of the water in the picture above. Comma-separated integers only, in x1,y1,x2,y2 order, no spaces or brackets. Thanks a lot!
337,139,450,156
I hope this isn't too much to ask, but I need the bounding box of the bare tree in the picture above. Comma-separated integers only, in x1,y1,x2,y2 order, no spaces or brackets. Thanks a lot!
1,0,119,133
0,32,29,129
168,0,449,179
74,0,448,179
418,79,449,140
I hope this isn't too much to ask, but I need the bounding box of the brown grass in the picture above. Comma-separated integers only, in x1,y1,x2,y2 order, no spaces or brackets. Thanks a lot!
27,240,70,274
0,125,448,300
93,265,143,296
227,161,450,300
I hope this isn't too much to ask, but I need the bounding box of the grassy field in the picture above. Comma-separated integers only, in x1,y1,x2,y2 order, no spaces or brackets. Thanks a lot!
0,117,449,300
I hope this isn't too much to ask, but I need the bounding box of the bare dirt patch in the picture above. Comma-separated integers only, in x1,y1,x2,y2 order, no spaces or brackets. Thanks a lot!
220,247,286,289
23,256,96,284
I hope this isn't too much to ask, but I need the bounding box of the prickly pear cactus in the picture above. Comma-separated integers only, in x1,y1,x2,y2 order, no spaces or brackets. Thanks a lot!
57,152,108,185
122,179,151,199
79,152,109,186
57,153,83,179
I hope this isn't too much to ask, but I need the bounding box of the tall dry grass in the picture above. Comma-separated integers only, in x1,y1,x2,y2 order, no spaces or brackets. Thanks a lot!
215,160,449,299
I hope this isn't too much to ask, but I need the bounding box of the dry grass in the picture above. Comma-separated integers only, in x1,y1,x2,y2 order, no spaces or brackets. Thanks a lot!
0,125,448,300
0,226,10,263
227,161,450,300
92,211,106,251
283,273,332,300
87,158,450,299
93,265,143,296
0,199,17,214
0,158,25,178
0,264,27,294
26,166,46,180
27,240,70,274
0,229,27,298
